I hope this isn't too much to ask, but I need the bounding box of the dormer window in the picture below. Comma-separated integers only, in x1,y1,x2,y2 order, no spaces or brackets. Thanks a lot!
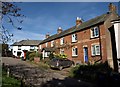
30,46,34,51
51,40,54,47
60,38,64,45
91,26,99,38
18,46,21,50
72,34,77,42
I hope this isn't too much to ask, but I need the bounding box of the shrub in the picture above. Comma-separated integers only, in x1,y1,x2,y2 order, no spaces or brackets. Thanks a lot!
54,54,67,59
29,52,36,61
49,53,54,60
69,61,113,82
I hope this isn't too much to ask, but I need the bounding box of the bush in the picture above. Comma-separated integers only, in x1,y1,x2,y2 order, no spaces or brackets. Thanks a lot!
69,61,113,82
54,54,67,59
29,52,36,61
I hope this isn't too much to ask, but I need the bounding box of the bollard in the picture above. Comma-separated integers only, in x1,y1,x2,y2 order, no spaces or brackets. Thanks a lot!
7,67,10,77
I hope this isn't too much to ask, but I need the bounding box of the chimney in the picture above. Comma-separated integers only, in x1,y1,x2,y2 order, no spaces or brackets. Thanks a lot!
45,33,50,39
57,27,63,34
109,3,116,13
76,17,82,26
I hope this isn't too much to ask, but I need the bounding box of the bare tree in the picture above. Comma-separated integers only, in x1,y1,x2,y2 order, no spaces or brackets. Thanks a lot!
0,2,25,43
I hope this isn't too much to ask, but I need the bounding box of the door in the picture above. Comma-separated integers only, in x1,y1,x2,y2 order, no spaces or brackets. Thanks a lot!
84,47,88,63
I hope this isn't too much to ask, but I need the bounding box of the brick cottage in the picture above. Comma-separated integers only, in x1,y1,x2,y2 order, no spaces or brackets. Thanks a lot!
38,3,119,71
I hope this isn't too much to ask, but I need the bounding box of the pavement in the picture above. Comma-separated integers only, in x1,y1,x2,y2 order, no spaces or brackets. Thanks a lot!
2,57,96,87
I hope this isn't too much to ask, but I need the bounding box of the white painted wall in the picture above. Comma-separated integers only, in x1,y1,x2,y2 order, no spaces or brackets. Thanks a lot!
12,45,38,57
114,22,120,58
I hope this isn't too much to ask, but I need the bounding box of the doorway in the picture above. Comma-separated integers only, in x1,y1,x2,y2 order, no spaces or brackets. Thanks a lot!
83,47,88,63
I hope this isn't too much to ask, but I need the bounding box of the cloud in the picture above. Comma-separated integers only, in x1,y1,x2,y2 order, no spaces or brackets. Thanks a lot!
10,29,45,42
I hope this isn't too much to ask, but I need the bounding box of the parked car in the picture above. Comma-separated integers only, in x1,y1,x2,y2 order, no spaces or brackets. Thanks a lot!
49,58,74,70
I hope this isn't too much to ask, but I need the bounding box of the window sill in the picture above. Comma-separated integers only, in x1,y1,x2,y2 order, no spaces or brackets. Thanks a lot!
71,41,78,43
72,55,78,58
90,36,99,39
91,55,100,57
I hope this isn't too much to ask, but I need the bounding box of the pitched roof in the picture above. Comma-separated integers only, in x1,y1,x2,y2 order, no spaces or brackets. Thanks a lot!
11,40,42,46
40,13,110,44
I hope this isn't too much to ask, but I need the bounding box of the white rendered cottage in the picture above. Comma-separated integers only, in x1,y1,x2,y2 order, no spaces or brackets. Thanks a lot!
11,40,42,58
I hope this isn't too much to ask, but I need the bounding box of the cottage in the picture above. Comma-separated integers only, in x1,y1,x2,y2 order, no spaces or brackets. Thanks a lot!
39,3,119,71
11,40,42,59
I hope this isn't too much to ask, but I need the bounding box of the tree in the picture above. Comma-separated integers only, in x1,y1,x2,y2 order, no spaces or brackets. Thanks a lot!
0,2,25,43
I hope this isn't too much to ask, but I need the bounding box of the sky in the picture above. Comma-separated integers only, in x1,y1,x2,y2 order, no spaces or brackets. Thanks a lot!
6,2,119,44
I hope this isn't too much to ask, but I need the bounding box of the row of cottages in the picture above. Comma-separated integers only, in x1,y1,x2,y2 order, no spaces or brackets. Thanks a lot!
38,3,120,71
11,40,42,58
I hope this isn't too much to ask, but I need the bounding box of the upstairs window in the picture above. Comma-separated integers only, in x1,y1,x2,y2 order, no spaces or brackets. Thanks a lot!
30,46,34,51
51,40,54,47
18,46,21,50
91,44,100,56
72,34,77,42
60,38,64,45
72,47,78,56
91,26,99,38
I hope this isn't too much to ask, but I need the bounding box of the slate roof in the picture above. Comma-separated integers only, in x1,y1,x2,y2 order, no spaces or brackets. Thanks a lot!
11,40,42,46
40,13,111,44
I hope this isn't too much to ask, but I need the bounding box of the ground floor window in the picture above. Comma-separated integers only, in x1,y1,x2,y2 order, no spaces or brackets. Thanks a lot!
60,49,64,54
72,47,78,56
91,44,100,56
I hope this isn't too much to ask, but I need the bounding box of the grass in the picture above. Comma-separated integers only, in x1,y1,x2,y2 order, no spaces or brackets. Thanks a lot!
2,69,21,87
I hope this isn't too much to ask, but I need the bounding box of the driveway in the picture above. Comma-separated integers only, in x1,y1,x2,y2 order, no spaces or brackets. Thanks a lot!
2,57,95,87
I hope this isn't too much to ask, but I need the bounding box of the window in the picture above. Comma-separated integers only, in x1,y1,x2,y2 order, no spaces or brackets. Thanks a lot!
72,47,78,56
60,49,64,54
91,26,99,38
18,46,21,50
91,44,100,56
60,38,64,45
72,34,77,42
51,41,54,47
46,43,48,47
30,46,34,51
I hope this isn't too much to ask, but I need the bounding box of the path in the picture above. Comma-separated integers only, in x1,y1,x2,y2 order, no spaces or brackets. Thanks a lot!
2,57,96,87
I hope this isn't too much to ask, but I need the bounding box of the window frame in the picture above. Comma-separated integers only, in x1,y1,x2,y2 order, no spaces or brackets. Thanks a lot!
72,34,77,42
91,26,99,38
72,47,78,56
51,40,54,47
18,46,21,50
91,44,100,56
60,37,64,45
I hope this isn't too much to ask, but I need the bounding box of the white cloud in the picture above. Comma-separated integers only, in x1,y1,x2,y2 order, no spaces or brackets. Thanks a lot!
10,29,45,42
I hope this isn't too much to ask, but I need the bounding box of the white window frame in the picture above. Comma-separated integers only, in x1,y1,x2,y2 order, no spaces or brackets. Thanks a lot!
91,26,99,38
72,47,78,56
60,49,64,54
60,38,64,45
30,46,35,51
91,44,100,56
51,40,54,47
72,34,77,42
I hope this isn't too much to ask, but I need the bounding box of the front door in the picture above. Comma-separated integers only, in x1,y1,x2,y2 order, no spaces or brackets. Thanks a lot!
84,47,88,63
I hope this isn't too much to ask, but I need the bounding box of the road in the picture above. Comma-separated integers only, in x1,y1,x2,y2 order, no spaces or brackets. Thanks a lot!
2,57,95,87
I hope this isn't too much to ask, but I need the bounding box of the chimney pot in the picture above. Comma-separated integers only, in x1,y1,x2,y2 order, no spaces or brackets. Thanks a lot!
46,33,50,39
76,17,82,26
57,27,63,34
109,3,116,13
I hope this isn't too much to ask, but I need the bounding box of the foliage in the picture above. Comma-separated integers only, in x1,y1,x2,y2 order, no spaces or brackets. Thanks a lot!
0,2,25,43
2,68,21,87
28,52,41,61
54,54,67,59
26,51,33,60
49,53,54,60
28,52,36,61
69,61,113,82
